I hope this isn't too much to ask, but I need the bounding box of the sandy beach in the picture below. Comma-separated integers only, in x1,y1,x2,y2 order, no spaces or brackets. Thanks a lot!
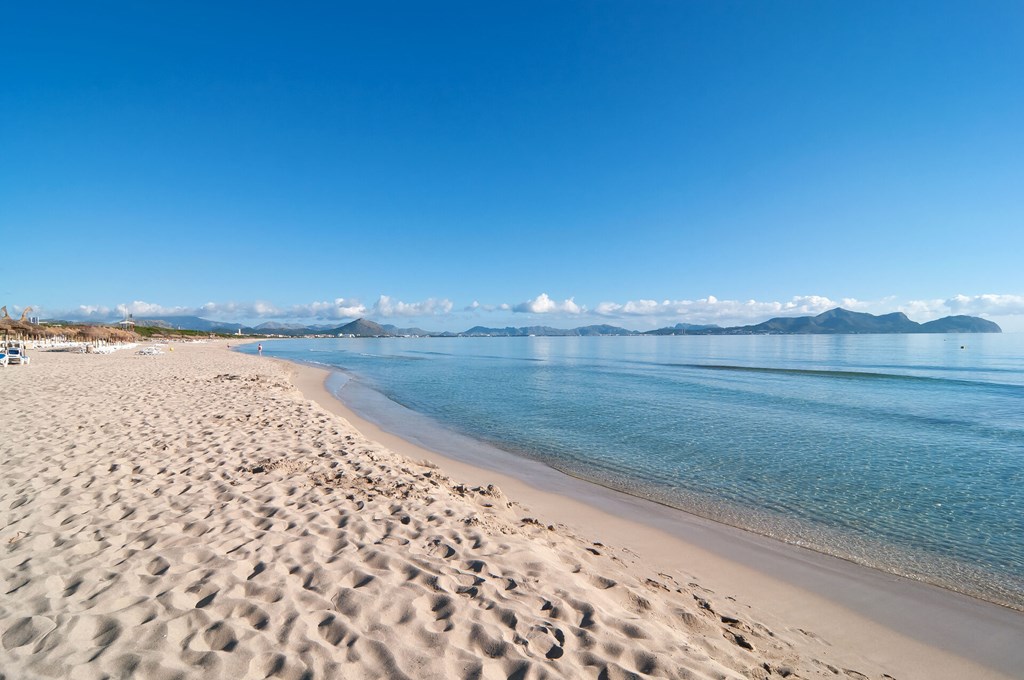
1,341,1020,680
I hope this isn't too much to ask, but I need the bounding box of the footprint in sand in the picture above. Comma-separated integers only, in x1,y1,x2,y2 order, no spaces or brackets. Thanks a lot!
147,556,170,576
201,621,238,652
2,616,57,651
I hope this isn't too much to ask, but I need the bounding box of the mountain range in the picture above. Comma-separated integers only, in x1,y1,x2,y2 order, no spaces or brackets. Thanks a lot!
646,308,1001,335
460,324,637,337
127,308,1001,337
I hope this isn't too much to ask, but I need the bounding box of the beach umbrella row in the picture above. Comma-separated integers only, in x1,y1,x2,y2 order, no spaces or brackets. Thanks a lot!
0,319,138,343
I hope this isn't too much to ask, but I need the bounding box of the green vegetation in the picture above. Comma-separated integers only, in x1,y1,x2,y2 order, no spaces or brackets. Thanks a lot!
134,325,240,339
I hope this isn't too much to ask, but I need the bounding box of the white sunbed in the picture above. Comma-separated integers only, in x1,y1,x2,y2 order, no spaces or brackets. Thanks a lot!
5,345,29,365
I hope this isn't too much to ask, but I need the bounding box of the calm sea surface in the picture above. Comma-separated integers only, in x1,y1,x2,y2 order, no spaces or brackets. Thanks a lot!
243,334,1024,608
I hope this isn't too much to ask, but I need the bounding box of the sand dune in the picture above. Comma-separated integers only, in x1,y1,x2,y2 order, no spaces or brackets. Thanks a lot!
0,342,1007,679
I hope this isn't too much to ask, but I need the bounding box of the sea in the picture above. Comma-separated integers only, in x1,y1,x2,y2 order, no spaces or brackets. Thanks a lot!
240,333,1024,609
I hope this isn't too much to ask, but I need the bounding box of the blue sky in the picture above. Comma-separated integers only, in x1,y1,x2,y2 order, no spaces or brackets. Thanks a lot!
2,2,1022,330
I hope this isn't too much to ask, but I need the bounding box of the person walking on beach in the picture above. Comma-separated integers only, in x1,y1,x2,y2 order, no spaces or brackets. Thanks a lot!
258,344,263,356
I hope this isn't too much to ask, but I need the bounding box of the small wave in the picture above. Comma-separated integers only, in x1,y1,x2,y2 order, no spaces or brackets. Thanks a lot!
406,351,545,363
661,363,1021,389
872,362,1024,376
478,354,546,363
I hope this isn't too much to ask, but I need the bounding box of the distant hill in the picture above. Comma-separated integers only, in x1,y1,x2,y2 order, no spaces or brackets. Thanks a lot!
255,321,329,331
331,319,393,337
136,315,248,333
919,315,1002,333
462,326,559,337
646,308,1001,335
253,321,337,336
574,324,637,336
645,322,723,336
461,324,635,337
381,324,434,337
746,308,920,334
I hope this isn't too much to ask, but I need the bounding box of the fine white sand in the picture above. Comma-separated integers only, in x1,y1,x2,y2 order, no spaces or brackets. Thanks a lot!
1,341,1019,679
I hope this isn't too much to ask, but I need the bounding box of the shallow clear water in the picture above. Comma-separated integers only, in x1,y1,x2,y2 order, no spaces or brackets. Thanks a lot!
244,334,1024,608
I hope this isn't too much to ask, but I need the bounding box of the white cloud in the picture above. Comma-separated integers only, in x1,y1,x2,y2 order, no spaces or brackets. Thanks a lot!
75,304,113,318
593,294,854,325
61,298,368,321
73,301,191,318
900,294,1024,321
465,300,509,313
288,299,367,319
196,301,259,317
372,295,454,318
513,293,584,314
196,298,368,320
125,301,185,316
58,296,456,322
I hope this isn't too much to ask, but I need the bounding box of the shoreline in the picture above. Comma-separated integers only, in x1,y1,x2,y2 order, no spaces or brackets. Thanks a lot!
280,353,1024,680
258,335,1024,614
325,366,1019,612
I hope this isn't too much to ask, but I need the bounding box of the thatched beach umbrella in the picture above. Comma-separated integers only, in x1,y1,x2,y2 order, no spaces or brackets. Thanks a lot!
0,317,46,341
79,325,136,343
0,319,138,344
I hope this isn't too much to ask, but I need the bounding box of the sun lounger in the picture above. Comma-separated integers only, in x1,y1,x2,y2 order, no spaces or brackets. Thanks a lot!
5,345,29,365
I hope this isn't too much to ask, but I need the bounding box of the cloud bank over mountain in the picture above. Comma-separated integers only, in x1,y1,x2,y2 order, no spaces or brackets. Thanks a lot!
35,292,1024,332
591,295,869,323
900,294,1024,322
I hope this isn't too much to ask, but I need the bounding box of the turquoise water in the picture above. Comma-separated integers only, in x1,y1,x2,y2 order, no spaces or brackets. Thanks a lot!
243,334,1024,608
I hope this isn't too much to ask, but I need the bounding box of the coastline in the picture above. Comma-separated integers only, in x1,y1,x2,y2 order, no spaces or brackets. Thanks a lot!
2,339,1020,679
282,352,1024,680
258,333,1024,614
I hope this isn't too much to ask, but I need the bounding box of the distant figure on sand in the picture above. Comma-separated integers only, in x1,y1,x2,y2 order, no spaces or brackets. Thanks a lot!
258,344,263,356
